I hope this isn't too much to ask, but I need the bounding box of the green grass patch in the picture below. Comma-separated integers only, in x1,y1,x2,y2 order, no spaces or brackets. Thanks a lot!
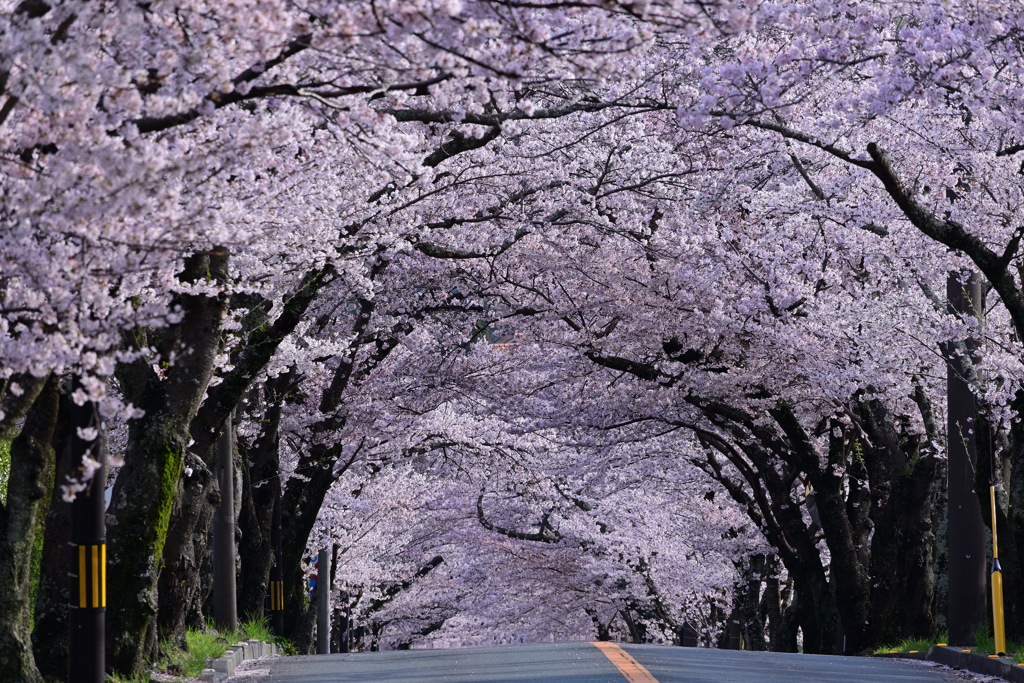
105,672,151,683
241,614,274,643
973,627,997,655
157,618,294,679
968,626,1024,662
160,625,232,678
872,633,948,655
239,612,296,655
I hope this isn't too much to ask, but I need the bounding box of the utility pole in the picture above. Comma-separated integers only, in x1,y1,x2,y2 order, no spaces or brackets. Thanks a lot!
213,410,237,632
317,547,331,654
69,378,106,683
946,271,988,645
268,484,284,636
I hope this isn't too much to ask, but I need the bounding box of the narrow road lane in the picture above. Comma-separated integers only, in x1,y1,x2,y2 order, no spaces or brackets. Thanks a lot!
262,642,959,683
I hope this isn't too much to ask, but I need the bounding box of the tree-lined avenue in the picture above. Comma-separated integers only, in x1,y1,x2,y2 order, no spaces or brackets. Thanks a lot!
6,1,1024,680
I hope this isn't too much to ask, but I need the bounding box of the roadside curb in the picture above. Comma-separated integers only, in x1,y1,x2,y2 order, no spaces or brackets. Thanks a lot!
879,645,1024,681
199,639,281,682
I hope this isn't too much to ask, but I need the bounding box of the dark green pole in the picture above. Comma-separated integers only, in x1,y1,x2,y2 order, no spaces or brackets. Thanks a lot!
69,377,106,683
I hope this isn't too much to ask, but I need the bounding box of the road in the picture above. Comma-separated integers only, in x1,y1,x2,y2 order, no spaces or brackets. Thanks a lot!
259,642,962,683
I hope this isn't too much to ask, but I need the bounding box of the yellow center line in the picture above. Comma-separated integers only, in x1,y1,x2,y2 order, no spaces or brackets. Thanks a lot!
592,642,660,683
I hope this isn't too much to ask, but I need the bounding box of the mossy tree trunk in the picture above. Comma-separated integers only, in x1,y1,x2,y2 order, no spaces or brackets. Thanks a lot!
156,267,331,645
0,373,57,683
155,449,215,649
105,250,230,676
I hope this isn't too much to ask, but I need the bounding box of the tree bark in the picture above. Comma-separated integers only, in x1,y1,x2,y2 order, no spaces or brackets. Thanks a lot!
105,249,230,676
0,374,57,683
155,449,216,647
237,382,285,621
32,385,76,682
736,554,767,651
1005,391,1024,640
156,268,330,644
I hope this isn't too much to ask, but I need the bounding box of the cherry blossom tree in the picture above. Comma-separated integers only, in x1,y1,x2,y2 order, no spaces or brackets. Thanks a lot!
7,1,1024,678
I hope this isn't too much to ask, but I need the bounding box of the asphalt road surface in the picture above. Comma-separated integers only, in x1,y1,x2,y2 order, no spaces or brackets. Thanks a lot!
260,642,962,683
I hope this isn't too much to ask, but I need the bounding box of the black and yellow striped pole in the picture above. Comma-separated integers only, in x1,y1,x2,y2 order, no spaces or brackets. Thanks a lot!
991,483,1007,655
69,377,106,683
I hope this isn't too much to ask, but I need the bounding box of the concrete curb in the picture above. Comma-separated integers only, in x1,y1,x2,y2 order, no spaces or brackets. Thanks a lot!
879,645,1024,681
199,639,281,683
926,645,1024,681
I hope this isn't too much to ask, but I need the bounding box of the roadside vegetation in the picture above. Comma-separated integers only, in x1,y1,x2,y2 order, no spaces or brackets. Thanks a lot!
873,628,1024,666
872,635,948,656
110,616,292,682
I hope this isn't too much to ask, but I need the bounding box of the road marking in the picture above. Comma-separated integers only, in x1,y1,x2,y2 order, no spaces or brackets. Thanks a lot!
592,642,659,683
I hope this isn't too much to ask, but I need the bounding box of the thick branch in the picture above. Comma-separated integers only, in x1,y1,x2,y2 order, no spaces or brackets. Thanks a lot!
476,494,561,543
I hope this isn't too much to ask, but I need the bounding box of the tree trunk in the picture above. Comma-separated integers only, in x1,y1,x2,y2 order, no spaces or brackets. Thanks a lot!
895,451,939,640
281,443,345,651
106,249,229,676
759,555,783,649
236,393,283,621
1005,391,1024,641
187,527,216,632
155,270,329,646
156,450,216,647
0,374,57,683
32,386,76,682
736,555,767,651
772,577,799,652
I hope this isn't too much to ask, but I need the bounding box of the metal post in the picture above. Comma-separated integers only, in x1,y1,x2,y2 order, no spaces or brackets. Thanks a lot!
268,484,284,636
991,484,1007,654
317,547,331,654
69,377,106,683
947,271,987,645
213,411,237,632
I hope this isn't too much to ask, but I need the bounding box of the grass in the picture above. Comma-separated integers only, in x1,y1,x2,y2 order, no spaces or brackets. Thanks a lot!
160,624,233,678
105,672,152,683
968,626,1024,663
973,627,997,656
240,614,274,643
240,613,298,655
872,633,948,655
157,616,294,679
